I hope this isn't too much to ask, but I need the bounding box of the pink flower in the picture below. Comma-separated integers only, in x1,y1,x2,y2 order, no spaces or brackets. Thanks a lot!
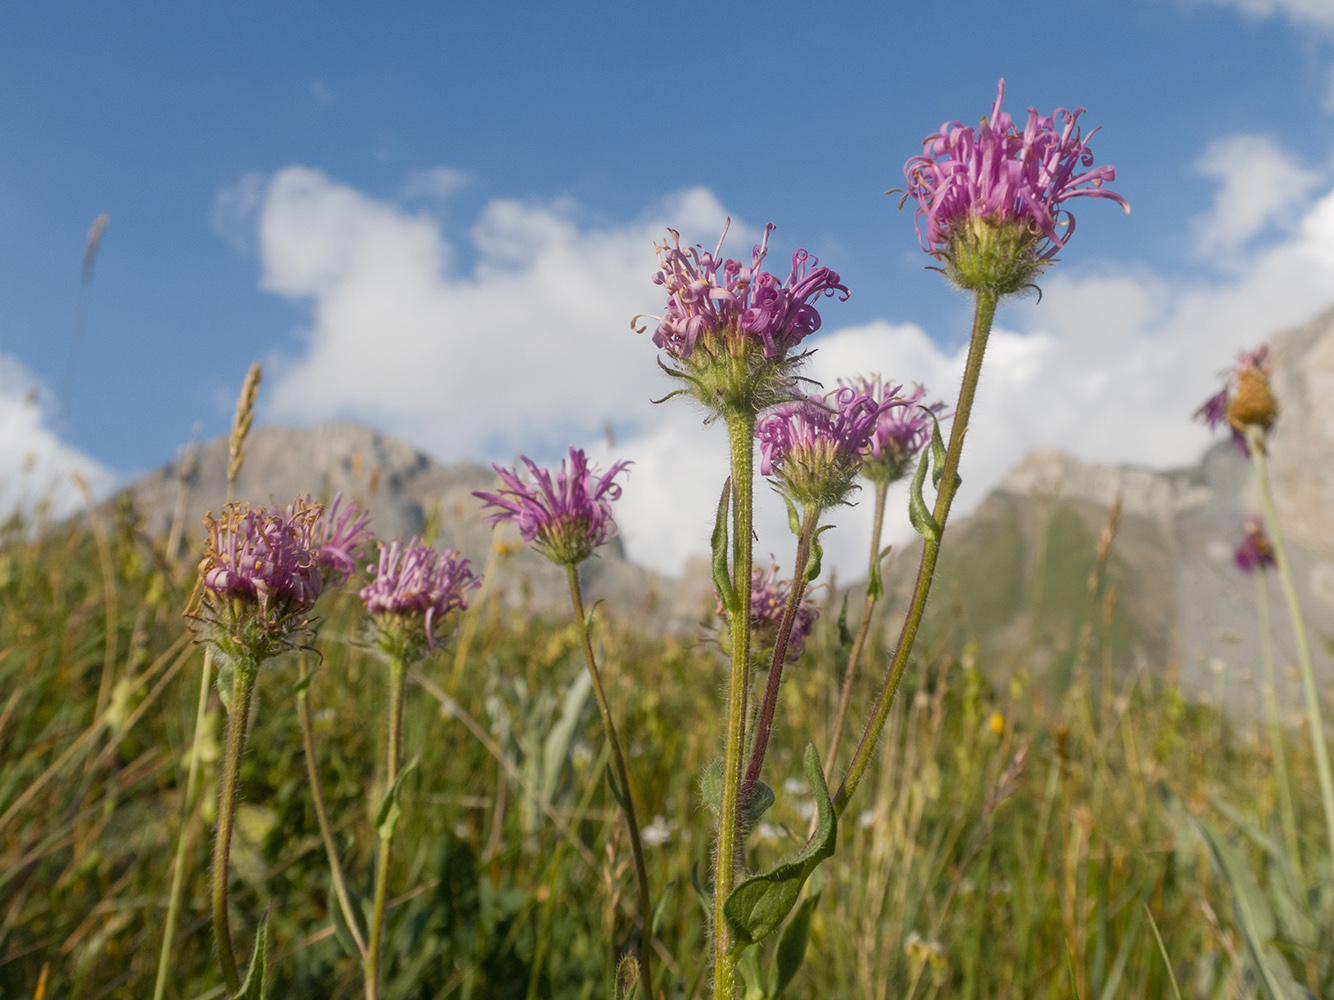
474,447,630,566
716,559,820,659
839,377,946,485
642,220,848,362
902,79,1128,262
360,539,480,650
1234,516,1276,575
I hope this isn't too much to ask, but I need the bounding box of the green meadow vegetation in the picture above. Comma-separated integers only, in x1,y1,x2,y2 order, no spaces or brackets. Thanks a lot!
1,483,1329,999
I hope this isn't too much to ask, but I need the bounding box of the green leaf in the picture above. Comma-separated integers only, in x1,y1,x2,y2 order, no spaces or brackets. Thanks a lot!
804,525,834,585
737,945,767,1000
375,755,420,841
724,744,837,948
712,479,736,613
699,759,723,815
783,494,802,537
231,905,271,1000
836,595,852,648
293,672,314,697
582,598,604,635
1193,818,1312,1000
928,409,960,493
770,894,819,998
741,781,775,830
867,545,892,602
907,451,939,543
614,954,640,1000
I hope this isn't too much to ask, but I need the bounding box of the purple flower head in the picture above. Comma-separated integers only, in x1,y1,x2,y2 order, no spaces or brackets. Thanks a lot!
297,492,373,585
1234,516,1276,575
839,376,948,485
901,80,1128,293
361,538,480,656
1195,344,1276,455
715,558,820,660
474,447,631,566
643,220,849,362
756,387,894,509
190,498,337,665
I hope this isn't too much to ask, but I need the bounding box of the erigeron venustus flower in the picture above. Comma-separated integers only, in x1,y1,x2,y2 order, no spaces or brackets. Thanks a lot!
1196,345,1277,454
715,559,820,660
1234,516,1276,575
360,538,480,660
755,386,895,509
838,376,946,485
474,447,630,566
901,79,1128,295
633,220,849,418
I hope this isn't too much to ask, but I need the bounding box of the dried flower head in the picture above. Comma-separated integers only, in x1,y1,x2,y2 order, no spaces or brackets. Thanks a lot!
1235,516,1276,575
756,386,893,509
1196,345,1277,454
902,79,1128,295
716,559,820,659
839,377,946,485
633,220,848,418
474,447,630,566
361,538,480,659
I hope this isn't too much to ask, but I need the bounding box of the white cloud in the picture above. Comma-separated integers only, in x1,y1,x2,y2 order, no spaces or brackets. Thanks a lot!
1192,134,1321,257
243,149,1334,577
1201,0,1334,29
0,355,114,518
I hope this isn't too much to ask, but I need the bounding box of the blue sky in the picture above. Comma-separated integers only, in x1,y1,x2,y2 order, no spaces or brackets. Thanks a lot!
5,0,1334,570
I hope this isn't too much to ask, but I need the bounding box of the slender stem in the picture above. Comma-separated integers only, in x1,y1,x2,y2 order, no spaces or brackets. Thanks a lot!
1250,426,1334,871
715,413,756,1000
153,648,215,1000
211,658,258,995
834,290,997,817
566,564,654,1000
297,665,369,960
365,654,407,1000
740,502,819,811
826,480,890,780
1257,572,1303,886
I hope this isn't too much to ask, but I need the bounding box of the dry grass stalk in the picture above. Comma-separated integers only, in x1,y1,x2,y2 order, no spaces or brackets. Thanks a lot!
226,362,262,501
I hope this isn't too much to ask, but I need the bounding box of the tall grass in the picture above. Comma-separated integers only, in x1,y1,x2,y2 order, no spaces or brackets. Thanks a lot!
0,487,1327,998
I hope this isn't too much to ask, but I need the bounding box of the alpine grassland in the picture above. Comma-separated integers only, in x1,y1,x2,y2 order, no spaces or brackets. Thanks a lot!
7,78,1334,1000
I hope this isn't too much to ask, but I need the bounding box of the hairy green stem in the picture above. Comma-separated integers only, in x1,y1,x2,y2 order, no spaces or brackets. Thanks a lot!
211,657,257,994
834,290,997,817
566,564,654,1000
740,502,819,812
365,654,407,1000
153,648,215,1000
714,413,756,1000
825,480,889,781
1256,572,1303,886
297,664,369,960
1250,426,1334,871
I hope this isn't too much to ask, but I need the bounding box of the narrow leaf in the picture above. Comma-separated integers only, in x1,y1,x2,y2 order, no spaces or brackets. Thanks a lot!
582,598,604,635
1194,818,1309,1000
868,545,891,603
770,893,819,998
712,479,736,613
699,759,723,815
231,905,271,1000
293,672,314,696
690,860,712,913
737,946,767,1000
929,410,947,487
836,595,852,648
907,451,939,542
782,494,802,537
375,755,420,841
724,744,837,948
